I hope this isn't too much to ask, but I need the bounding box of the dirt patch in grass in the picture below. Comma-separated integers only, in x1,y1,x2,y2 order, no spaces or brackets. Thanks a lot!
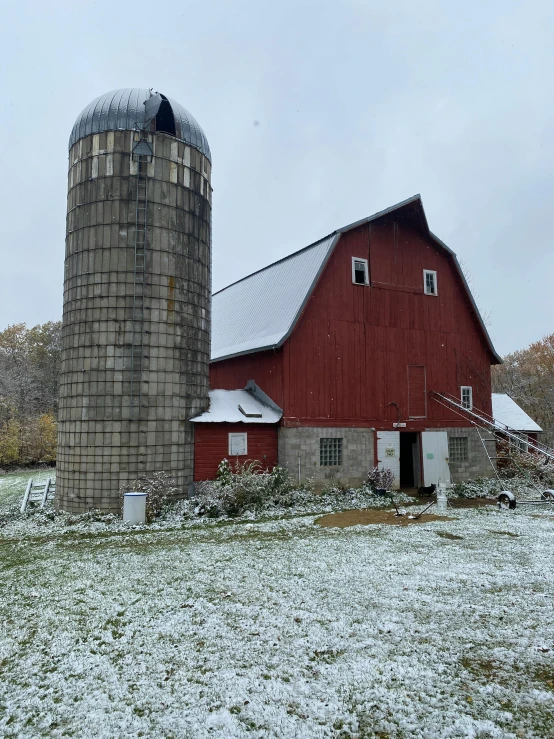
436,531,464,540
404,496,496,510
314,509,454,528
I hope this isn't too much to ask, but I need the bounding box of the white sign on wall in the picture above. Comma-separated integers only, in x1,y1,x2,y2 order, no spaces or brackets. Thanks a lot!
228,432,247,456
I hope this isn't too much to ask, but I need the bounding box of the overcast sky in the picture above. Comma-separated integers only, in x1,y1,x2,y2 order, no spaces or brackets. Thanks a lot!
1,0,552,356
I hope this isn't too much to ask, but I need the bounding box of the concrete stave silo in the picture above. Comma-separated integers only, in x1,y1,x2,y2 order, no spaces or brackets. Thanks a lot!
57,88,211,513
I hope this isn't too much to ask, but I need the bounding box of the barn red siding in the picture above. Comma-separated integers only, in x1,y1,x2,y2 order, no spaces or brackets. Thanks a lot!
211,210,494,432
194,423,279,481
209,350,284,409
281,215,493,427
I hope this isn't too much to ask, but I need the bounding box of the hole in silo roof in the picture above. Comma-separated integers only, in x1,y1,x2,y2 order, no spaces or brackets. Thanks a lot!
155,94,176,136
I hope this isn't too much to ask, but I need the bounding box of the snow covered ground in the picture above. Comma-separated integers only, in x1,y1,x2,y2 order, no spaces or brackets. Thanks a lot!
2,473,554,737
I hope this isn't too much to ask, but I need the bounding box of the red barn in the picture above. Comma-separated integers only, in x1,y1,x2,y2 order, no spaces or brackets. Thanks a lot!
204,195,503,488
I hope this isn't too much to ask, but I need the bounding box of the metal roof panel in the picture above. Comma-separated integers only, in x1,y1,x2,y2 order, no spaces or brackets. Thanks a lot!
211,235,336,361
69,87,211,159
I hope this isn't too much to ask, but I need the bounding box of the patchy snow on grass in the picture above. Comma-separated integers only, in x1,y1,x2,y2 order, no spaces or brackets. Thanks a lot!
1,472,554,737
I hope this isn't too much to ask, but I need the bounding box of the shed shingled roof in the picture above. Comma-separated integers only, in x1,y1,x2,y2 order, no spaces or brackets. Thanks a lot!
190,389,282,424
211,195,501,364
492,394,542,433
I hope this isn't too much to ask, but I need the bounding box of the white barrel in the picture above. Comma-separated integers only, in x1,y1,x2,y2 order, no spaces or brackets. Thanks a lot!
123,492,147,524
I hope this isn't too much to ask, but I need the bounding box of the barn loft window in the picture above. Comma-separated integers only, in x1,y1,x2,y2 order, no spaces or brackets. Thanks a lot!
461,386,473,410
423,269,437,295
320,438,343,466
228,432,247,456
155,95,177,136
352,258,369,285
448,436,469,463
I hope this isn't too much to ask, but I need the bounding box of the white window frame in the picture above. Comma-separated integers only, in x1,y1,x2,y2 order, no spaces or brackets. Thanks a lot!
423,269,438,295
352,257,369,286
228,432,247,456
461,386,473,410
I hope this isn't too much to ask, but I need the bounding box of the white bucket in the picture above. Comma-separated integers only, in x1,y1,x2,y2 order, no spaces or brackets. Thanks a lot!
123,492,147,524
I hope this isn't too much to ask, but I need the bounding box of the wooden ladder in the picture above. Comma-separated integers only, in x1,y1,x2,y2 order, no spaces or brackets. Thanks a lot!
20,478,56,513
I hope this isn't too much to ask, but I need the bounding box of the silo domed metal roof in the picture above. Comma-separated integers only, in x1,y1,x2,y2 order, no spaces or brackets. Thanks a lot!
69,87,211,160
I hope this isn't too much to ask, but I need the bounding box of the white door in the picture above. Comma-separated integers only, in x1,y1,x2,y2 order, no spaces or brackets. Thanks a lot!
421,431,451,486
376,431,400,489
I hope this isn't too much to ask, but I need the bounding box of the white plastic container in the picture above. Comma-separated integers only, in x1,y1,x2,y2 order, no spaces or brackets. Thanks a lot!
123,492,147,524
436,483,448,513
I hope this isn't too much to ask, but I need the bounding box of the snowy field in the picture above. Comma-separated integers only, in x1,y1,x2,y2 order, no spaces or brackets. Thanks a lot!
2,473,554,737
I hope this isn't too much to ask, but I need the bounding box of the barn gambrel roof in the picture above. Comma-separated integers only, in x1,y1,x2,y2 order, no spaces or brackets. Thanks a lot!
211,195,501,364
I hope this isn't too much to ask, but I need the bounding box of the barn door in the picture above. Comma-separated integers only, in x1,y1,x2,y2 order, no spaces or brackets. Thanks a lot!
408,365,426,418
376,431,400,489
421,431,451,486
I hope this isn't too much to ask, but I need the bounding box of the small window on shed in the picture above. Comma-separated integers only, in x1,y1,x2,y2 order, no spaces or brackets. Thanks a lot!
229,432,247,456
352,258,369,285
320,438,343,466
461,386,473,410
423,269,437,295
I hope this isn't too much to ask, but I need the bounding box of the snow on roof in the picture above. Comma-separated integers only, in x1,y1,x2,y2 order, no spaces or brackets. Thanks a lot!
211,195,501,364
492,393,542,433
211,234,337,361
190,389,282,424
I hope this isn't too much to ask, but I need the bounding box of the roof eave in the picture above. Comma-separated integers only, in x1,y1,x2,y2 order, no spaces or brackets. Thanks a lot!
429,232,502,365
210,233,341,363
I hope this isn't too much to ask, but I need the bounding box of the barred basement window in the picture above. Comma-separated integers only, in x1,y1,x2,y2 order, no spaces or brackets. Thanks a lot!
449,437,469,463
320,438,343,466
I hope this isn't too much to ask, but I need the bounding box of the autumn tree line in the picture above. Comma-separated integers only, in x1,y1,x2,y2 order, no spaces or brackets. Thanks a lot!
0,322,60,466
0,320,553,466
492,333,554,448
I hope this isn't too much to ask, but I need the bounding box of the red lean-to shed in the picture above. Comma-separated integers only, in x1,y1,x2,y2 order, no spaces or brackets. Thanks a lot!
191,385,281,481
207,195,508,489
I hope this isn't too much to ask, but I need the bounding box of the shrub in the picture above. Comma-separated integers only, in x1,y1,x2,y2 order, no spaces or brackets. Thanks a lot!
120,471,179,522
366,466,395,492
194,462,298,518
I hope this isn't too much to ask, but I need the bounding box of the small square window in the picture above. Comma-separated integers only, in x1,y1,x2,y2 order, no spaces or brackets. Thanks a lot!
515,436,528,453
228,432,247,456
448,437,469,463
352,258,369,285
461,386,473,410
320,438,343,466
423,269,437,295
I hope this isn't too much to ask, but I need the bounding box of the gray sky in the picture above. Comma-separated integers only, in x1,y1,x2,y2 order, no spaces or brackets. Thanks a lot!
1,0,553,356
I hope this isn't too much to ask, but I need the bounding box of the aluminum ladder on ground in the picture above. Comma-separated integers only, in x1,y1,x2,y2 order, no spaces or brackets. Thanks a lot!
430,391,554,462
20,478,56,513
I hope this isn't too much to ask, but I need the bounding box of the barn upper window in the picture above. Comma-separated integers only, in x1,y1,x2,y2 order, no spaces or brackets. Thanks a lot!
352,258,369,285
461,386,473,410
423,269,437,295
